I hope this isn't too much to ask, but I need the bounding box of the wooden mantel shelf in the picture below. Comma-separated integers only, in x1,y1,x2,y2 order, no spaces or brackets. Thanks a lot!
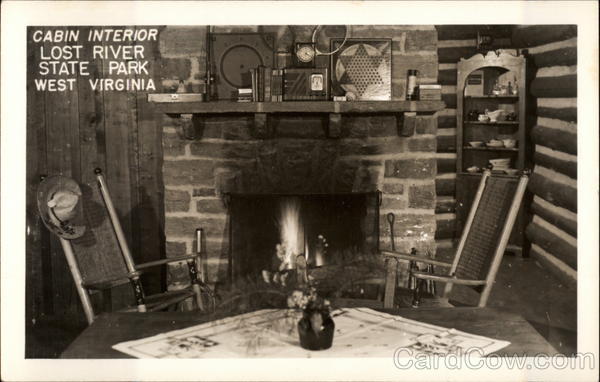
147,98,445,115
147,95,445,139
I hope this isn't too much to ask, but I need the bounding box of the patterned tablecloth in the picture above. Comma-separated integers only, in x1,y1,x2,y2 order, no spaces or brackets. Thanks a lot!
112,308,510,358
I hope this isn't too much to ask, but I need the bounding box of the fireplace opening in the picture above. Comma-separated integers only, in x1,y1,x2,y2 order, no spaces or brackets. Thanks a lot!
228,192,380,283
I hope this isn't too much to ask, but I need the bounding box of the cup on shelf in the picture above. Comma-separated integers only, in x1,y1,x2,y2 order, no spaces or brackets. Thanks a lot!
502,139,517,148
478,114,490,122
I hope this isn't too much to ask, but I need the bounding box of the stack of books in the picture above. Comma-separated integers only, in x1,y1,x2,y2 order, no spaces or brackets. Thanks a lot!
418,84,442,100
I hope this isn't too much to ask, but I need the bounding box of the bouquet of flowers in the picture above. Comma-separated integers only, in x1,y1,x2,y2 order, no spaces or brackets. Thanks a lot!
286,286,335,351
286,286,330,313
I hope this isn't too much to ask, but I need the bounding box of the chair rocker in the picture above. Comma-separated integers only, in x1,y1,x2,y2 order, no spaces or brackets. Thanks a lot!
38,168,215,325
383,169,530,308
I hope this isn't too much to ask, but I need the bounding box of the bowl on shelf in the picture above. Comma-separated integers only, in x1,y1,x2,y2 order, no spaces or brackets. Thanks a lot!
486,139,504,148
466,166,480,173
477,114,490,122
504,168,519,176
502,139,517,148
468,141,484,148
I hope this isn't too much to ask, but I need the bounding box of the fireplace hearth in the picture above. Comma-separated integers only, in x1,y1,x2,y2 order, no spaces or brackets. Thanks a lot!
228,192,380,282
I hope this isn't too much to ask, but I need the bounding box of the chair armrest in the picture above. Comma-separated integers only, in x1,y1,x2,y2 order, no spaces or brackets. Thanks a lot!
381,251,453,268
136,254,201,270
411,271,486,286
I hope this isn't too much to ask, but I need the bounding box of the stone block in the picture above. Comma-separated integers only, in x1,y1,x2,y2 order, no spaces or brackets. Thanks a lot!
352,166,382,193
333,160,359,192
382,183,405,194
196,198,227,214
408,184,436,209
407,136,437,152
189,141,258,160
165,216,227,238
381,196,407,210
392,82,406,101
342,116,369,138
368,116,399,137
415,116,438,135
165,189,191,212
273,116,326,139
379,213,436,239
193,187,216,197
343,138,405,156
201,116,253,140
162,132,186,157
159,26,207,57
166,241,187,258
405,30,438,52
392,54,438,83
384,158,436,179
158,57,191,81
215,169,242,195
163,160,214,186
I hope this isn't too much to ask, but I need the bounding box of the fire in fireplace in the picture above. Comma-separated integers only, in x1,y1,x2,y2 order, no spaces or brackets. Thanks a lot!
228,192,380,282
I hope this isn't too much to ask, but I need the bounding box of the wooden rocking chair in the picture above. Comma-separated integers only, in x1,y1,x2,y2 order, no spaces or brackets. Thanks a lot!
383,169,530,308
38,168,215,324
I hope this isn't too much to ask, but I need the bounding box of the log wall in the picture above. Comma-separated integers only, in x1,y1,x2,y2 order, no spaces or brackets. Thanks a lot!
512,26,577,289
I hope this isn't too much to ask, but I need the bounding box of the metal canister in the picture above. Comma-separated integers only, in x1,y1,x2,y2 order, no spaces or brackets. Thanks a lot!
406,69,419,100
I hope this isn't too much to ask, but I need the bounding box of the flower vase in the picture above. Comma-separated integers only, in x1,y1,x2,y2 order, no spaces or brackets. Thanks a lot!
297,309,335,350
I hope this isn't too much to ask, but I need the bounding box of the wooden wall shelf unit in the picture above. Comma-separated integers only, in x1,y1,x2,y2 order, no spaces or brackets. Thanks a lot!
147,95,445,139
455,51,530,255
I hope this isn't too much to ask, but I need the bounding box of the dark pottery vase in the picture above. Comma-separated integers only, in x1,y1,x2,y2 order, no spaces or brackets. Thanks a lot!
297,309,335,350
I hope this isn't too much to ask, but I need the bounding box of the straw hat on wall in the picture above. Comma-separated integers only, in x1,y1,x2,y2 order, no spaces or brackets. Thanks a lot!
37,175,86,240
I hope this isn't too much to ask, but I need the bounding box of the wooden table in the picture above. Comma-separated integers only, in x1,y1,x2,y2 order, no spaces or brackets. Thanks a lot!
61,307,557,358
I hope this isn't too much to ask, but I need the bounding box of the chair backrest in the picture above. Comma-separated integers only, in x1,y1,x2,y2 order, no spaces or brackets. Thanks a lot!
69,181,130,285
444,170,529,306
40,174,134,324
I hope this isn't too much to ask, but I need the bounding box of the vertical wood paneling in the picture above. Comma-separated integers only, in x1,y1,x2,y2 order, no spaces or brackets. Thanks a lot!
77,27,105,187
100,27,136,246
133,26,164,294
42,27,83,317
26,25,165,322
26,26,48,321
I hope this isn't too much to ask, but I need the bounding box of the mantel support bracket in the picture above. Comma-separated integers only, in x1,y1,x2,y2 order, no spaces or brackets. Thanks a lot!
400,112,417,137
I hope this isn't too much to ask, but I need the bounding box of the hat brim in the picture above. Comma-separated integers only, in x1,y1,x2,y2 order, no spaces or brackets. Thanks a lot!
37,176,86,240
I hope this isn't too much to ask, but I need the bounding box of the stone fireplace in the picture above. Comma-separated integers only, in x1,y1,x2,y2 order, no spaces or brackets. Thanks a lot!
156,25,441,290
162,113,439,289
